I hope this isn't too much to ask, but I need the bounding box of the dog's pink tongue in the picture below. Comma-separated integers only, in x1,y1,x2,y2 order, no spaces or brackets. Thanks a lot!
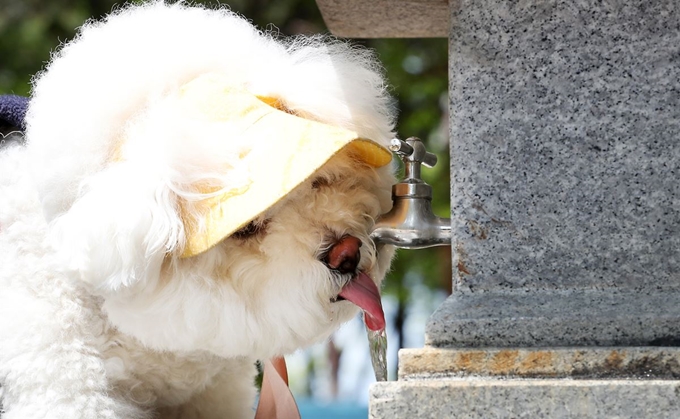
338,272,385,331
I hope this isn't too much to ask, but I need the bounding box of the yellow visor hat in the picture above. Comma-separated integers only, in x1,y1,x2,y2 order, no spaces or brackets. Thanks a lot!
175,74,393,257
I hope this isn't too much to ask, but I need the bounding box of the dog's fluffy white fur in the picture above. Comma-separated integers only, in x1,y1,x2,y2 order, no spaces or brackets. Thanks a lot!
0,2,396,417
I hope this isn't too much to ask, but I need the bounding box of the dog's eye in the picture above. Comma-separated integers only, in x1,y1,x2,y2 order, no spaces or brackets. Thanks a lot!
232,219,269,240
311,177,330,189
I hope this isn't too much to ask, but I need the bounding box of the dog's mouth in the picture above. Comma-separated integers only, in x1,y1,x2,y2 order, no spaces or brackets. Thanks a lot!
322,235,386,331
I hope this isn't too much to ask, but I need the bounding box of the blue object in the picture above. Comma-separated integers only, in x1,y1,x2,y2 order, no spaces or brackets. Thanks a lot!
0,94,29,131
296,398,368,419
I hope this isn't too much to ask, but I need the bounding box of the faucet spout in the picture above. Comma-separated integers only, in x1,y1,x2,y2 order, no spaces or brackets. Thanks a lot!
371,197,451,249
370,137,451,249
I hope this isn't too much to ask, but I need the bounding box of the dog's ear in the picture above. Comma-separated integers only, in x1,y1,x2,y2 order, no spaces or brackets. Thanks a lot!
48,161,184,293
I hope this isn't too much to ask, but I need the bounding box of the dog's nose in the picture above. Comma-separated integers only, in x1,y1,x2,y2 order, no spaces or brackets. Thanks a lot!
324,235,362,275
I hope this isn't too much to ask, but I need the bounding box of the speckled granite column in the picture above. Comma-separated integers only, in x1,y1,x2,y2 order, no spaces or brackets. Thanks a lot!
370,0,680,417
434,0,680,348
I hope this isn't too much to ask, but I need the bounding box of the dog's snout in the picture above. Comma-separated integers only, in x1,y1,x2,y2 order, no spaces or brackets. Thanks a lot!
324,235,362,275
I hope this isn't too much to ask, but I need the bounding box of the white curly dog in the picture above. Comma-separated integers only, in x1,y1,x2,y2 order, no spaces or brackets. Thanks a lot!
0,2,396,417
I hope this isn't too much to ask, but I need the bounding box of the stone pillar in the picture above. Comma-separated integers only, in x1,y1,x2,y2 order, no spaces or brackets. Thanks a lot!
370,0,680,417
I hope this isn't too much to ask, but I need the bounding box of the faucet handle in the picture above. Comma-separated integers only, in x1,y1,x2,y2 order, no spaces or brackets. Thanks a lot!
389,138,414,155
389,137,438,168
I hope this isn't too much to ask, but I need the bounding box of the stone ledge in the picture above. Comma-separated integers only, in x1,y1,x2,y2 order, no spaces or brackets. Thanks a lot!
370,379,680,419
427,290,680,347
315,0,448,38
399,347,680,380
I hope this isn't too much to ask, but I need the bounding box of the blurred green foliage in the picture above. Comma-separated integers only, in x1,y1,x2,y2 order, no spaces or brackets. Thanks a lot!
0,0,451,342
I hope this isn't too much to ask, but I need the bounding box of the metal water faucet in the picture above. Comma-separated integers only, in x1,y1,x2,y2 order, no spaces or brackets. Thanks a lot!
370,137,451,248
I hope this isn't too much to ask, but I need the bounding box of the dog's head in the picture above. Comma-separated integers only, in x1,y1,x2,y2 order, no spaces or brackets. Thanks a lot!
56,138,395,359
27,2,396,359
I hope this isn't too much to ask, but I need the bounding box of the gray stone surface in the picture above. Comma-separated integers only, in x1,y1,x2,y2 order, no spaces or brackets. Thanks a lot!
370,379,680,419
427,289,680,347
315,0,448,38
444,0,680,345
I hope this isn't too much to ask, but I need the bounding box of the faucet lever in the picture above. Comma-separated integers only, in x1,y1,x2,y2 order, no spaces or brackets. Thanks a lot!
390,138,438,168
389,138,414,156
